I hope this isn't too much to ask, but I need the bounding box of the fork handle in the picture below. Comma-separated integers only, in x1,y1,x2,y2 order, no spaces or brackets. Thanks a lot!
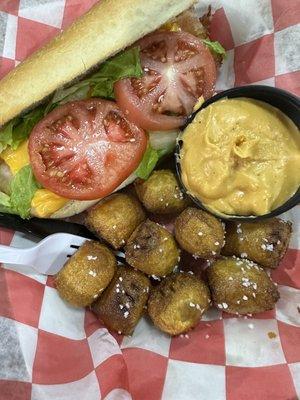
0,244,34,267
0,213,97,239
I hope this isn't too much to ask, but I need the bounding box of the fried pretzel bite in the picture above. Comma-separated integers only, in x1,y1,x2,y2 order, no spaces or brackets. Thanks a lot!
125,219,180,277
148,272,211,335
92,266,150,335
207,257,280,315
86,193,146,249
222,218,292,268
55,241,116,307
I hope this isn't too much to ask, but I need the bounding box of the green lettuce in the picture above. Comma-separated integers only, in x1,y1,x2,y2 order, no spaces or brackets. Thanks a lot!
47,47,143,109
11,107,45,150
136,129,179,180
135,145,170,180
0,120,17,153
0,165,41,218
90,46,143,97
44,83,90,114
135,146,159,180
0,106,45,153
203,39,226,57
0,192,12,214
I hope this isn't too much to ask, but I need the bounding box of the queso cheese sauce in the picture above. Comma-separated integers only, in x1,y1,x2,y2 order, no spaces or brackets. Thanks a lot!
180,98,300,216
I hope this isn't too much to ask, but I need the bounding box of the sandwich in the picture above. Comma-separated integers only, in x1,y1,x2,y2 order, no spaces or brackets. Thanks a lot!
0,0,225,219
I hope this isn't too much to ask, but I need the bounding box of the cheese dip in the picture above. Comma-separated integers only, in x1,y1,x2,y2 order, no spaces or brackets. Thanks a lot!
180,98,300,216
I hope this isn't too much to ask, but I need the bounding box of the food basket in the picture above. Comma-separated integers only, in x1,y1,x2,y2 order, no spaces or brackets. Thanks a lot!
0,1,299,399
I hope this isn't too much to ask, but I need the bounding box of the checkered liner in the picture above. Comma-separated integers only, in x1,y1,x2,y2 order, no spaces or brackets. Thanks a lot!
0,1,299,399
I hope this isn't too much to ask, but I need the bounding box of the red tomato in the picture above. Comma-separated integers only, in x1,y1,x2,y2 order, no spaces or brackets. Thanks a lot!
29,99,147,200
114,31,217,131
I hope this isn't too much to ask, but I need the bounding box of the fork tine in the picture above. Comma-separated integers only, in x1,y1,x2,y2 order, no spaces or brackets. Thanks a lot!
71,234,88,245
70,244,80,249
40,233,88,275
64,237,88,259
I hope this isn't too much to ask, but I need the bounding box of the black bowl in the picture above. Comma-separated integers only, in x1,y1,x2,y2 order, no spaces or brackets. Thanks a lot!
175,85,300,221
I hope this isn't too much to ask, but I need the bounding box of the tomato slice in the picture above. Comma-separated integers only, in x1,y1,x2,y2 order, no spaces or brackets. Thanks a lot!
114,31,217,131
29,99,147,200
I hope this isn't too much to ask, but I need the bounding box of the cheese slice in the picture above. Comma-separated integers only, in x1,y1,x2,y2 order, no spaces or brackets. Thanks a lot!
31,189,69,218
0,139,30,174
0,139,69,217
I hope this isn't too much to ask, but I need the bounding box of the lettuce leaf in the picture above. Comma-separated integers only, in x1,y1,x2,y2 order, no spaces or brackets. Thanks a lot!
136,130,180,180
47,47,143,109
0,166,40,218
92,46,142,80
11,107,45,150
135,142,174,180
203,39,226,56
0,192,12,213
0,192,13,214
0,192,11,207
10,165,41,218
89,46,143,98
0,106,45,153
135,146,159,180
0,119,18,153
44,83,90,114
90,78,114,99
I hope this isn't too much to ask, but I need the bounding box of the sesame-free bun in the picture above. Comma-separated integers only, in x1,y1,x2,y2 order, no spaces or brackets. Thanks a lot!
0,0,195,127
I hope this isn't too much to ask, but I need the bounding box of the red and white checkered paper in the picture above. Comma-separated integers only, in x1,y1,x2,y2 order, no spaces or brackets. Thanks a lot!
0,1,300,399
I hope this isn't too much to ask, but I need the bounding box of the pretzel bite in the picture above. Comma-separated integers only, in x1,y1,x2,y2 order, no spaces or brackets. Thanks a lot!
174,207,225,258
55,241,116,307
222,219,292,268
207,257,280,315
135,170,190,214
148,273,211,335
85,193,146,249
125,219,180,277
92,266,150,335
